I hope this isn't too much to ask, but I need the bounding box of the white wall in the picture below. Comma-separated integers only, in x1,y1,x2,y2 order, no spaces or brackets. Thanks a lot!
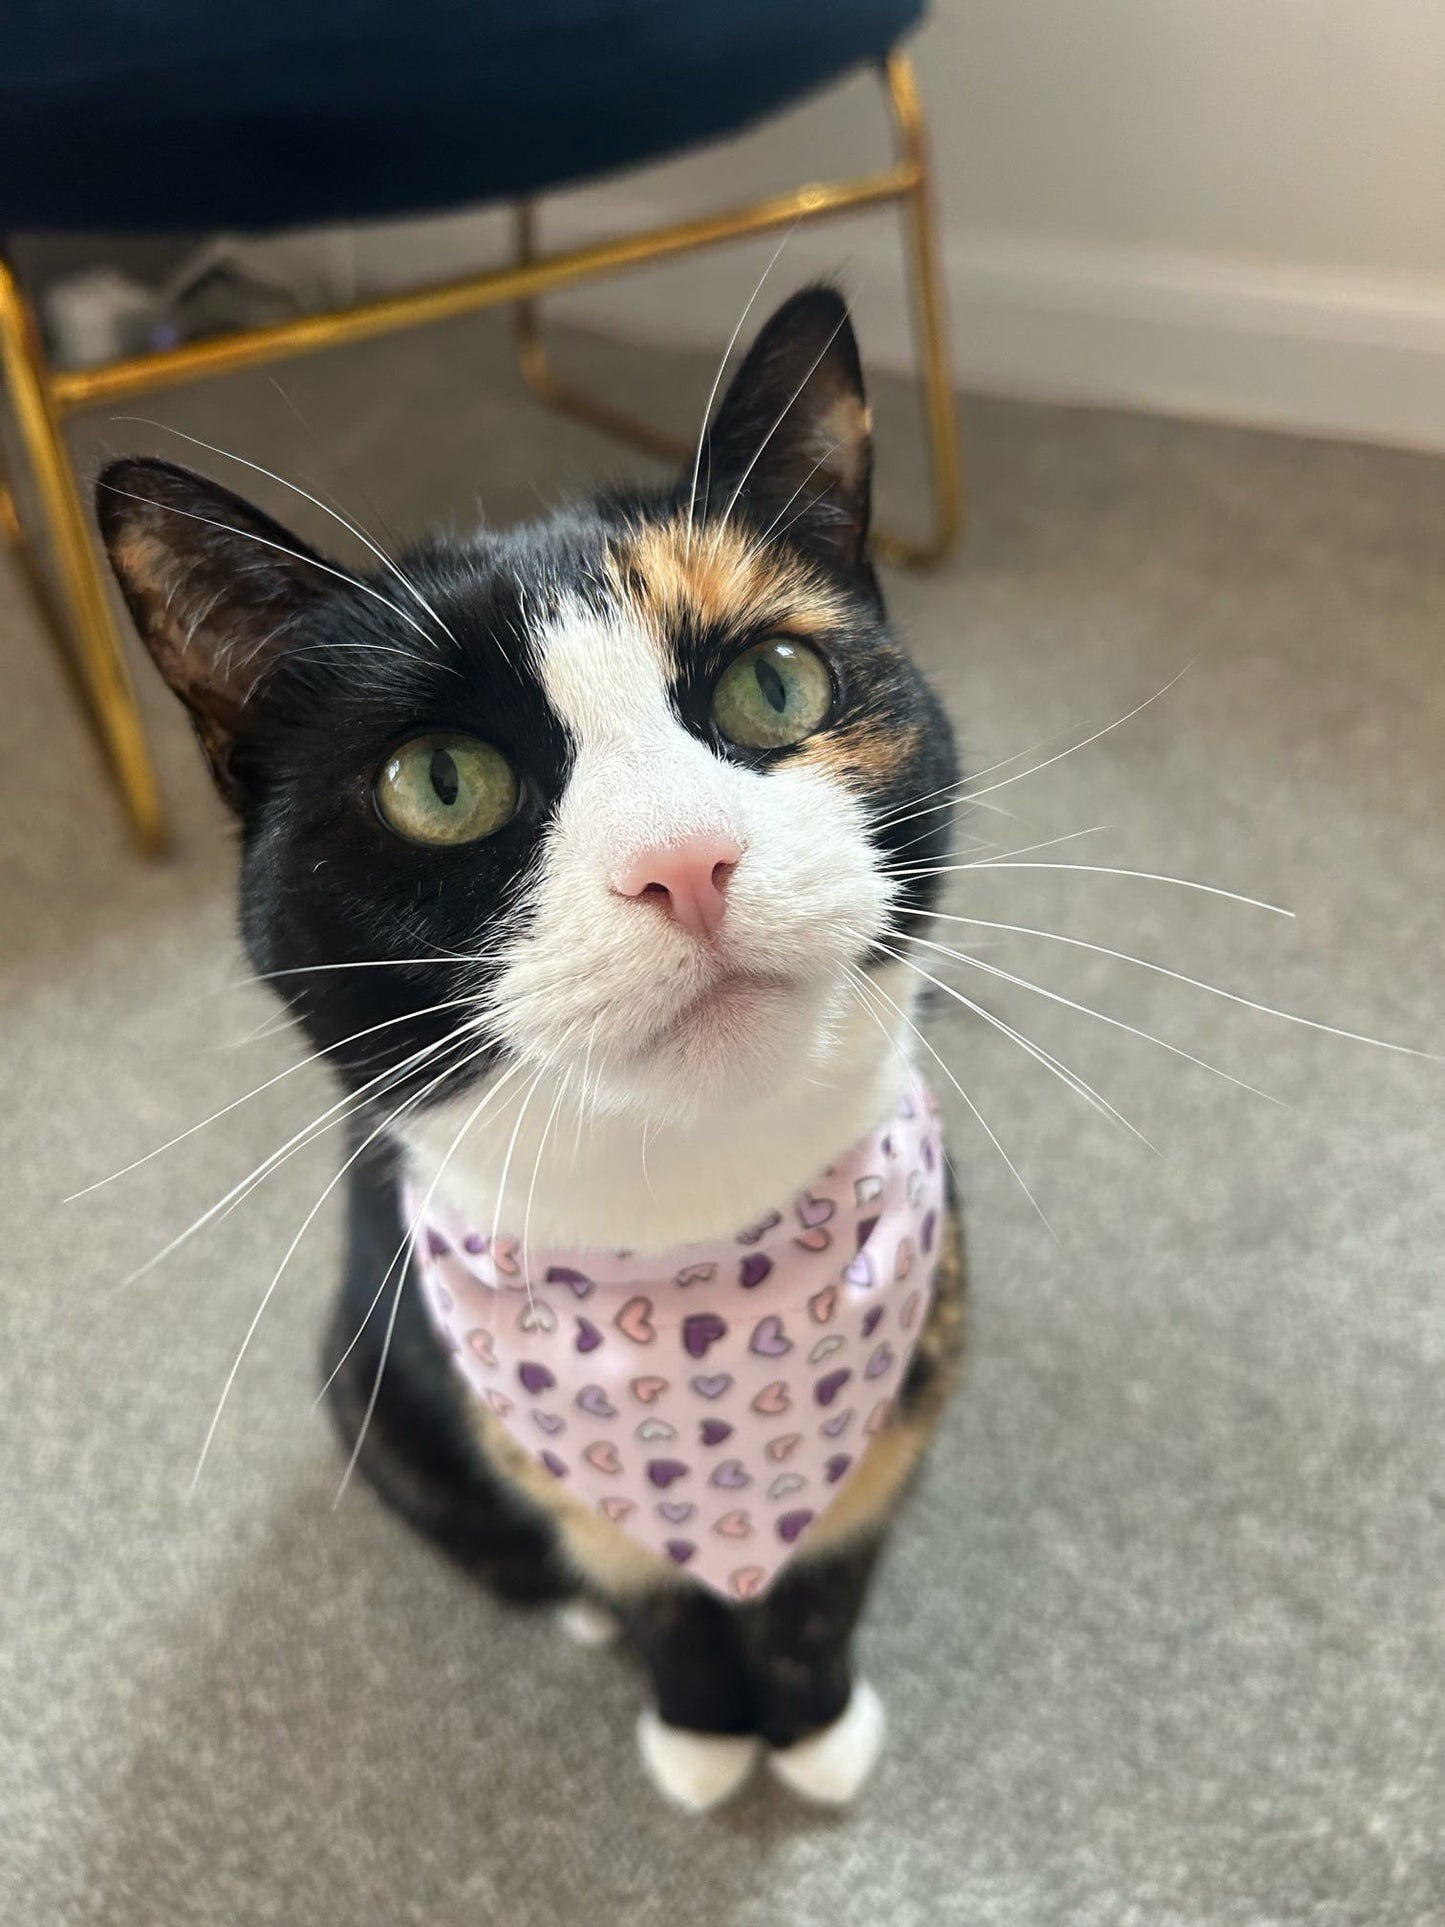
339,1,1445,449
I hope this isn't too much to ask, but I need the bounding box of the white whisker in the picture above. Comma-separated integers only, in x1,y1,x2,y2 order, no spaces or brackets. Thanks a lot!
314,1055,528,1403
332,1058,530,1507
877,664,1194,837
685,224,798,556
708,311,850,555
97,482,462,668
884,929,1283,1103
860,939,1155,1153
68,997,482,1201
893,913,1434,1059
190,1045,471,1489
113,419,460,650
844,959,1058,1242
891,861,1292,918
119,1022,485,1285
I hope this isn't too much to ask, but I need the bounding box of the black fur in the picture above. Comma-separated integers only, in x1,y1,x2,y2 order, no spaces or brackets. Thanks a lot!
100,286,962,1762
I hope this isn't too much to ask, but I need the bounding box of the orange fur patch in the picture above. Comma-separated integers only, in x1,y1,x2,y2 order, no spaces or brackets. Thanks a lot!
608,516,848,660
794,717,924,794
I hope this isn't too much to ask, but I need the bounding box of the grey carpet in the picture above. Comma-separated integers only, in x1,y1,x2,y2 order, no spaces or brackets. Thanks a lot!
3,314,1442,1927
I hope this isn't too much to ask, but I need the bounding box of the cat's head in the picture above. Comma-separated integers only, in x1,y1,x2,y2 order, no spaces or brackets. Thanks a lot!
99,288,957,1133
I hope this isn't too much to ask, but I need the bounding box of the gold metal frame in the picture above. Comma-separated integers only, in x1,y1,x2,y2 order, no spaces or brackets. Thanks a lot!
0,51,961,852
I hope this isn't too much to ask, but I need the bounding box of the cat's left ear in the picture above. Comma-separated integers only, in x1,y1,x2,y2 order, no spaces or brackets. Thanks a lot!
697,284,873,575
97,457,332,808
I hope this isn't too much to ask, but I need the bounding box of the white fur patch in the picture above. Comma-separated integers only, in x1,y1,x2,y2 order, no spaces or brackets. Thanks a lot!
768,1679,887,1805
400,593,918,1251
556,1598,620,1648
636,1710,761,1813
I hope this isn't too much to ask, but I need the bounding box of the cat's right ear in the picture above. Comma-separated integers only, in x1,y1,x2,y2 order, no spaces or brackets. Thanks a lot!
97,457,331,808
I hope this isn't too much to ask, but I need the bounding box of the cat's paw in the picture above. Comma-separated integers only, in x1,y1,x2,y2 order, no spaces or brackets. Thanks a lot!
767,1680,886,1805
556,1598,620,1648
636,1710,760,1813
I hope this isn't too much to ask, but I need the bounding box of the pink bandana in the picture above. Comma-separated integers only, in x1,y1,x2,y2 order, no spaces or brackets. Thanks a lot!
411,1085,944,1602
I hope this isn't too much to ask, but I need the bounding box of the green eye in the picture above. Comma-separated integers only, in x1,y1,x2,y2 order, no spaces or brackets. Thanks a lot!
375,733,518,846
711,638,833,750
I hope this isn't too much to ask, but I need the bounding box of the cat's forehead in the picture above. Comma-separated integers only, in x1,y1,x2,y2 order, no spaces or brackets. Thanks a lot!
475,509,855,744
602,513,850,648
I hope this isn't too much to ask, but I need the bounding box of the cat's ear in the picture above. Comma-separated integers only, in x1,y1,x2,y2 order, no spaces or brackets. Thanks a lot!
697,285,872,574
97,457,331,807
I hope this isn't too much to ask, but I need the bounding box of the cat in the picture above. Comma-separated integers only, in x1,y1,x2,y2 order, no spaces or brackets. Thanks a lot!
97,286,966,1813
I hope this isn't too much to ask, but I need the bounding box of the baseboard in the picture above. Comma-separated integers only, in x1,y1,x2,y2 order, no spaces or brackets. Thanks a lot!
322,202,1445,454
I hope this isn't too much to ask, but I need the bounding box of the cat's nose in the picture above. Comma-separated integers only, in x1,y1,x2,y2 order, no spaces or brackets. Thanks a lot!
612,833,742,940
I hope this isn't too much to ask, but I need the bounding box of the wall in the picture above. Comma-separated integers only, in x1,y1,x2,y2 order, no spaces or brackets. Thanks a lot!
338,1,1445,449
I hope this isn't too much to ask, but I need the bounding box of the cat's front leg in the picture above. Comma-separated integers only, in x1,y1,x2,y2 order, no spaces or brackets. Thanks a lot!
737,1537,887,1804
621,1540,886,1812
621,1588,762,1812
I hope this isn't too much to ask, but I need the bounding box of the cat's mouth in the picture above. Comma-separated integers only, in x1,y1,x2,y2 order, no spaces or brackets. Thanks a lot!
634,969,802,1064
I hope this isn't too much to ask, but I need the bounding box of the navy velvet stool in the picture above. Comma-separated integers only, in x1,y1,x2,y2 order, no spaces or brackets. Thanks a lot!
0,2,960,848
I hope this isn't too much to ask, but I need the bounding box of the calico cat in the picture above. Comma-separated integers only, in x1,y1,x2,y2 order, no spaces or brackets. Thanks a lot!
98,287,965,1812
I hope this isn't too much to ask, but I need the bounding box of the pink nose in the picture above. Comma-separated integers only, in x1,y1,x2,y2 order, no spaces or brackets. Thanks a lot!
612,833,741,940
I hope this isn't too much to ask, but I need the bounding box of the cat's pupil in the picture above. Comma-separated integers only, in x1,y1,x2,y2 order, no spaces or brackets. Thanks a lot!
755,659,788,714
429,748,460,806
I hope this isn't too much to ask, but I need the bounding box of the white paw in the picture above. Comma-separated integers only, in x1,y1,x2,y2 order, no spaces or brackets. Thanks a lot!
556,1599,620,1648
636,1710,761,1813
767,1680,887,1806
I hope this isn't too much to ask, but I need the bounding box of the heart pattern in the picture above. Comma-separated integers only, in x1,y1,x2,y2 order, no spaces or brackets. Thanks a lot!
815,1368,853,1407
682,1312,728,1359
615,1296,656,1344
751,1381,791,1416
808,1286,838,1325
545,1265,594,1299
674,1262,717,1288
409,1082,943,1600
749,1315,792,1358
690,1372,733,1401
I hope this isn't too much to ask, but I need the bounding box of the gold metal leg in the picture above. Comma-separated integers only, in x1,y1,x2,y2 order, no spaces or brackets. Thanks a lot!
513,208,691,465
0,258,167,851
871,51,965,568
509,52,965,567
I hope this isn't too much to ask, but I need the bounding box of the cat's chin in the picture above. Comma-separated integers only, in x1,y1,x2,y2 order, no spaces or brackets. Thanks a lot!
614,971,834,1116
